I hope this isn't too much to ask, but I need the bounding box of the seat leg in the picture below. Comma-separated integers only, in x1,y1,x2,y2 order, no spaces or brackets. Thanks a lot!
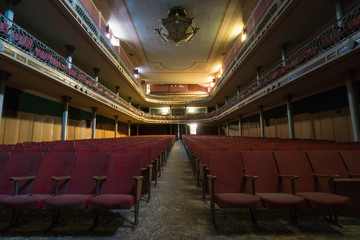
289,209,298,224
10,209,21,226
202,178,206,202
210,199,215,225
50,209,60,228
328,209,340,226
249,208,257,225
134,201,140,226
147,174,152,202
91,209,100,230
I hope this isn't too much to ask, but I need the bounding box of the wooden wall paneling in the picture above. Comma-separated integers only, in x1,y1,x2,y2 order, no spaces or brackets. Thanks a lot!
3,115,21,144
18,112,34,143
347,109,354,141
293,114,303,139
67,119,76,140
75,120,86,139
268,119,277,138
0,115,6,144
278,117,289,139
229,125,238,136
311,112,322,140
320,110,335,141
300,113,313,139
42,115,54,141
32,114,45,142
333,108,351,142
52,116,62,141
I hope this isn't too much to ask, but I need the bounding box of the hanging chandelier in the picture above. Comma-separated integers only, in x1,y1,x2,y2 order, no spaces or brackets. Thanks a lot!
154,6,199,46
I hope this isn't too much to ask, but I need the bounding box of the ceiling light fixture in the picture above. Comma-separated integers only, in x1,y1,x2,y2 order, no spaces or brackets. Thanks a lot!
154,6,199,46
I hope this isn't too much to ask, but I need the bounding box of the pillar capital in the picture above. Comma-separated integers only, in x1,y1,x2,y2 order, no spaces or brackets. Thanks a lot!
0,70,12,81
91,107,98,113
61,95,72,103
340,69,359,80
284,94,293,101
259,105,264,111
93,67,100,75
114,115,119,120
65,45,76,56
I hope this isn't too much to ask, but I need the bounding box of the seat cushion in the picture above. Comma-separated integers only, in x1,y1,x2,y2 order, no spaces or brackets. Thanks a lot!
0,195,11,209
0,194,50,209
43,194,93,209
256,193,306,209
296,192,351,209
89,194,134,209
215,193,262,208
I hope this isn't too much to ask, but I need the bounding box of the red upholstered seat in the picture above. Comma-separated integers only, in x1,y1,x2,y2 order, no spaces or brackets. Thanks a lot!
207,150,261,224
274,151,351,210
339,150,360,177
89,152,143,226
241,151,306,210
306,151,349,193
0,152,75,210
43,152,109,210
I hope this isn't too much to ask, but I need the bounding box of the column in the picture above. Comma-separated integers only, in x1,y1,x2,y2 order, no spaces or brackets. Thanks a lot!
218,124,221,135
177,124,180,139
93,67,100,82
225,96,228,105
169,106,172,116
91,107,98,139
128,97,132,105
114,115,119,138
215,104,219,111
61,96,72,140
238,115,242,137
226,120,229,136
169,125,172,135
334,0,343,27
0,70,11,125
256,67,261,83
285,95,295,139
137,124,140,136
4,0,20,26
345,72,360,142
205,107,208,114
127,120,131,137
115,86,120,96
237,85,241,97
65,45,75,69
259,105,265,138
281,44,287,67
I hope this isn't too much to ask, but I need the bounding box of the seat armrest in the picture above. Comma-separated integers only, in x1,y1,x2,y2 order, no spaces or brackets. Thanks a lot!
279,174,299,179
51,176,72,181
243,175,258,195
349,173,360,178
93,176,107,196
314,173,340,179
279,175,299,194
51,176,72,195
9,176,36,181
133,176,144,201
207,175,216,200
9,176,36,196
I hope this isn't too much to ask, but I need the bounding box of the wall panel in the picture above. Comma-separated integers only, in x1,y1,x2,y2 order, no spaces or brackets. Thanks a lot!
32,114,44,142
18,112,34,143
4,116,21,144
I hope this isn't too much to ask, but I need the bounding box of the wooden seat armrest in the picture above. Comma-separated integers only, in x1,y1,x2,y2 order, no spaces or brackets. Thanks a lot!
9,176,36,181
133,176,144,201
51,176,71,181
9,176,36,196
243,175,259,180
207,175,216,200
314,173,340,179
279,174,299,179
349,173,360,178
92,176,107,181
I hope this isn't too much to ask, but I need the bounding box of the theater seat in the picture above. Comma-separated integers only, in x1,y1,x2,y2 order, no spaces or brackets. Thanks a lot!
242,151,306,224
274,150,351,224
89,152,143,228
207,151,261,225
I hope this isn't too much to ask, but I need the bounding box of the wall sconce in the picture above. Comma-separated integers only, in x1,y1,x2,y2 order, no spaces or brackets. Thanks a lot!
241,28,247,41
134,69,139,78
209,78,215,88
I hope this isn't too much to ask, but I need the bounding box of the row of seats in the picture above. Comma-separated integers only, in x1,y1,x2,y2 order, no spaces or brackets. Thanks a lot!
183,135,360,226
0,136,175,229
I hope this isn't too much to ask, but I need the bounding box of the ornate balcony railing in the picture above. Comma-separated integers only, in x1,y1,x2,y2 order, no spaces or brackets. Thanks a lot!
62,0,144,93
1,3,360,123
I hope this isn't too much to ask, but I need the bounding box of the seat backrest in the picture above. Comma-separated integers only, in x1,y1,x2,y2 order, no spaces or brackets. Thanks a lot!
100,146,126,153
198,147,226,166
0,152,10,171
338,150,360,176
306,150,349,192
103,152,142,195
127,145,152,168
29,152,76,194
0,152,43,195
274,151,317,193
208,150,245,194
242,151,282,193
66,152,109,194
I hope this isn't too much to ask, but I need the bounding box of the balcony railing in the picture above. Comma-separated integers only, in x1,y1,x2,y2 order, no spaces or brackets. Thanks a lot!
1,3,360,123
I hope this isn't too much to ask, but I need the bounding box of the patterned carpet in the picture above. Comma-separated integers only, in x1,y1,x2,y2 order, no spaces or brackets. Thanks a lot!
0,140,359,239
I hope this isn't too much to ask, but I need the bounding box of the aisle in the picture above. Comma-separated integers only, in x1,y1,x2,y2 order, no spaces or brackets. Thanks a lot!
120,139,212,239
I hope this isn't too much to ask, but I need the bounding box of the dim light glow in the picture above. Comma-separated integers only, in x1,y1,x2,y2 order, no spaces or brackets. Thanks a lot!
189,123,198,135
188,107,195,113
161,107,169,115
111,37,120,46
230,25,243,39
241,32,247,41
